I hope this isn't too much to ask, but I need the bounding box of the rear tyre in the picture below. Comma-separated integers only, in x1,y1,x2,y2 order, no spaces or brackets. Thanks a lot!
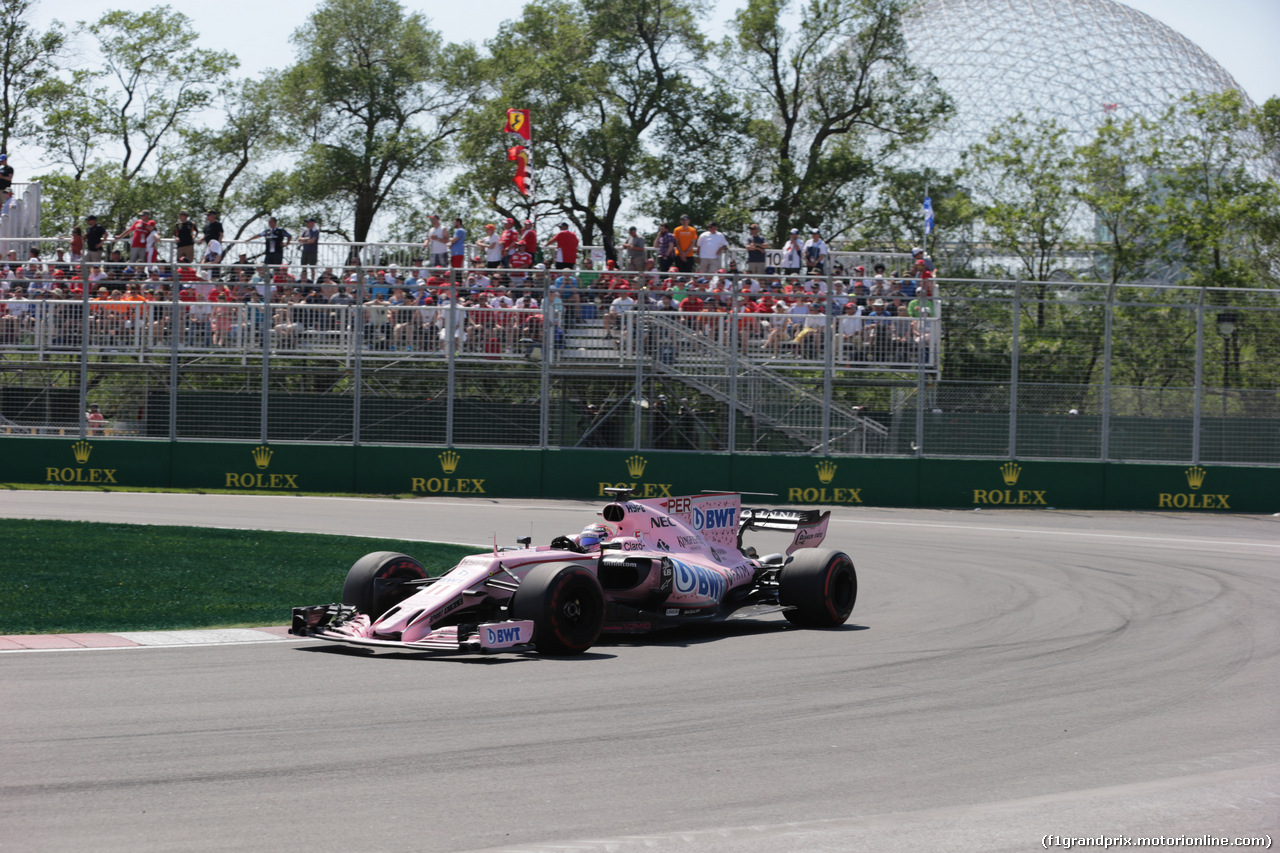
510,564,605,655
341,551,428,619
779,549,857,627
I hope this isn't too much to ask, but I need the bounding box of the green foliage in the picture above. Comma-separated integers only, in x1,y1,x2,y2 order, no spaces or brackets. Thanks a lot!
450,0,707,254
961,112,1080,283
0,0,65,154
281,0,480,242
725,0,951,246
0,519,477,634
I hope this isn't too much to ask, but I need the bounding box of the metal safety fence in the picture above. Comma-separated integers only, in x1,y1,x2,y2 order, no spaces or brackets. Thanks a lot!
0,259,1276,465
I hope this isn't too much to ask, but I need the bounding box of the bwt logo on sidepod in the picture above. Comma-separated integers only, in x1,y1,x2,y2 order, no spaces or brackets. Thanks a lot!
671,559,725,600
692,506,737,531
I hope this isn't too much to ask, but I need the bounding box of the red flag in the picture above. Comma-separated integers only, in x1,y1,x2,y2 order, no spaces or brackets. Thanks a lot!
504,109,531,141
508,145,530,196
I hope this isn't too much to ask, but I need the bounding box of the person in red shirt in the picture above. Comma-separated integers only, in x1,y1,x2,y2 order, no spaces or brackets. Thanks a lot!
545,222,579,270
499,218,520,265
508,247,533,287
519,219,538,255
114,211,152,264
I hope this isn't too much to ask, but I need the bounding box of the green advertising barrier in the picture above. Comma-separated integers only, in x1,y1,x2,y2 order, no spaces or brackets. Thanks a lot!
0,436,172,489
170,441,357,493
730,455,920,508
542,449,734,501
1,437,1276,513
917,459,1107,510
357,445,542,498
1104,463,1280,513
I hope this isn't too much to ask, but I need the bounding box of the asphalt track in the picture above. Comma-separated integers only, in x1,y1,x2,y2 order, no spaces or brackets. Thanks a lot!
1,492,1277,853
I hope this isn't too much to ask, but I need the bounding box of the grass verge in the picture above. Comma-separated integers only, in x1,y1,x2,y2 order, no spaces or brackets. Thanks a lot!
0,519,478,635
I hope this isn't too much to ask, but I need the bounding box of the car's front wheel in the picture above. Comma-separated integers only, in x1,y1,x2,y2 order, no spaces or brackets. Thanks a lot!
341,551,428,619
510,564,605,655
778,549,857,627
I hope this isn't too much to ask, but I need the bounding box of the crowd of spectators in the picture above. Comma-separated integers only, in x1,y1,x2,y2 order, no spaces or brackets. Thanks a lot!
0,211,938,361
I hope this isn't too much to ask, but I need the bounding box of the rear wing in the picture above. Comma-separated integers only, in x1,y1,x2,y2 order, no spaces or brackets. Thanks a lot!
738,508,831,555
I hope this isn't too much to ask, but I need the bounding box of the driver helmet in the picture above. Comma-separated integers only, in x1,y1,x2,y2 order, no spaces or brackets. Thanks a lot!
575,522,615,550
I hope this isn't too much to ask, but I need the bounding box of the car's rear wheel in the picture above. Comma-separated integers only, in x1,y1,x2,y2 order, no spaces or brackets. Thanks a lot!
510,564,605,655
779,549,857,627
341,551,428,619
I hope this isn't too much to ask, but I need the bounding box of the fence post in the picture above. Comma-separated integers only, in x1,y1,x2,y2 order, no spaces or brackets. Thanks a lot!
445,280,456,447
1191,287,1205,464
1101,285,1114,461
1009,279,1021,459
539,278,552,449
77,256,90,440
169,255,180,441
728,286,739,453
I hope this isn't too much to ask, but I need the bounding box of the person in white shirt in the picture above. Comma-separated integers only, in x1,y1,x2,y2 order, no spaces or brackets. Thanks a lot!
606,291,637,338
803,228,829,274
696,222,728,274
425,215,449,268
780,229,804,280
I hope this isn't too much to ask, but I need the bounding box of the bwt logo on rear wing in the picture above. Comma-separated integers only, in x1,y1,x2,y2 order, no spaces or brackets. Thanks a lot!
738,508,831,554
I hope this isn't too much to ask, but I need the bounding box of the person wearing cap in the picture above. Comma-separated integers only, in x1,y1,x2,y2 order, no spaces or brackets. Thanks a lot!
780,228,804,279
172,211,197,263
0,153,12,192
259,215,292,269
672,214,697,274
297,217,320,283
518,218,538,256
745,223,768,275
476,222,502,268
803,227,829,275
545,221,579,270
82,216,107,265
114,210,152,264
199,210,223,248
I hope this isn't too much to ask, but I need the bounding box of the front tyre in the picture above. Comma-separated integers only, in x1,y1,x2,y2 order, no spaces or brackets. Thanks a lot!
510,565,605,655
341,551,428,619
779,549,857,627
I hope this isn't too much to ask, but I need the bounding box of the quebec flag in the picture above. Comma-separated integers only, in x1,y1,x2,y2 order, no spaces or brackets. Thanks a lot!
923,196,934,236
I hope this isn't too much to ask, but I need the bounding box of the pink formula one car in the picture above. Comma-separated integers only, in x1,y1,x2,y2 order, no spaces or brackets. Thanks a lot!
290,491,857,656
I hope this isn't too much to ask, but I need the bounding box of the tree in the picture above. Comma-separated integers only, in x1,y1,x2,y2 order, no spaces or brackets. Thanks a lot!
33,7,237,233
452,0,707,255
725,0,950,247
1148,91,1280,290
281,0,479,244
962,112,1080,289
0,0,65,154
1073,114,1161,285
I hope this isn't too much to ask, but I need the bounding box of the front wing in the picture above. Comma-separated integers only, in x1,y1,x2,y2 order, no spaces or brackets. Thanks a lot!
291,604,535,654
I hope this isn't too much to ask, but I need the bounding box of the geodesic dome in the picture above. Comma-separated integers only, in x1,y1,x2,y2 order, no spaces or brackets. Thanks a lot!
902,0,1253,161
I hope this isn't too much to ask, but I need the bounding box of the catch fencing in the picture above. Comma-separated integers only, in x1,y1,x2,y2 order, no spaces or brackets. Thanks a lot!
0,257,1276,466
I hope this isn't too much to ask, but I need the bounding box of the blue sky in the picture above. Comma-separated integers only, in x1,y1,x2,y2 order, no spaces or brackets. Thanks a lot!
32,0,1278,108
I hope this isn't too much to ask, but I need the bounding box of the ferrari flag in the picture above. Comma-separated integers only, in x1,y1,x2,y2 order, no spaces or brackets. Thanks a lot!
504,109,531,141
508,145,530,196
